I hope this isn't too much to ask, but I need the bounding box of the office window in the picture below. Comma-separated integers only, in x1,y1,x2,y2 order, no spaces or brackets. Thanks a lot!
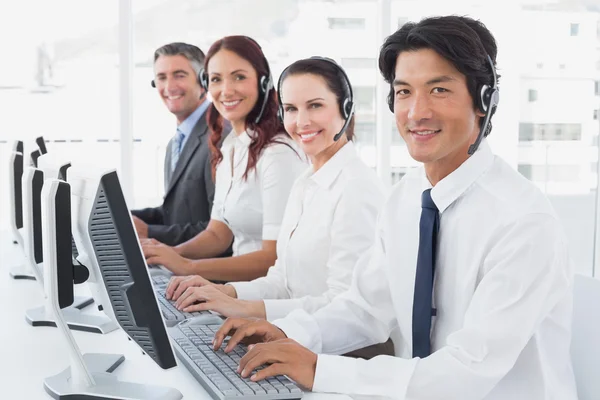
354,86,375,112
391,168,408,185
548,165,580,182
528,89,538,102
398,17,408,29
341,57,376,69
570,23,579,36
519,164,579,183
518,164,532,180
391,124,406,144
327,17,365,30
354,121,375,145
519,123,582,141
519,123,534,141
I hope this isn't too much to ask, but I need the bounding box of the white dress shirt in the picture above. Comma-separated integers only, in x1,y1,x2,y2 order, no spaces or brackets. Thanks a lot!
274,140,577,400
229,142,385,320
211,130,306,256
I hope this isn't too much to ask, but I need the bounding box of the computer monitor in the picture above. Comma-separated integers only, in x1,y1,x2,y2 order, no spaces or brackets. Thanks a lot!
38,154,81,261
13,139,23,154
9,150,24,244
36,135,48,155
31,149,41,168
47,167,182,399
22,163,111,333
7,149,36,280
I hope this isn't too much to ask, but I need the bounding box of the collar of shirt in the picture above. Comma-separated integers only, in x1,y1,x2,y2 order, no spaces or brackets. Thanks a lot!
429,139,495,214
306,141,357,190
177,99,211,141
222,128,254,149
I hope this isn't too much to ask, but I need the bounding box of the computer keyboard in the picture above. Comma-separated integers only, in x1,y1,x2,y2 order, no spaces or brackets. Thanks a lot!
151,274,171,287
156,288,213,327
169,323,303,400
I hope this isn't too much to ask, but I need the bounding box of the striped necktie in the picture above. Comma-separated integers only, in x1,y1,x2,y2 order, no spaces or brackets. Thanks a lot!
171,129,185,174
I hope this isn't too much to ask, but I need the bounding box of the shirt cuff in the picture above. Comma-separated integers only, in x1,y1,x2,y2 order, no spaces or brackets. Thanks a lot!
228,281,262,301
264,298,303,321
312,353,417,397
312,354,358,394
273,309,322,352
262,223,281,241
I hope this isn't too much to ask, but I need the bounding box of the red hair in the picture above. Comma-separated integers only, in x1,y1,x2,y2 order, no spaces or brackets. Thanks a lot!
204,35,291,180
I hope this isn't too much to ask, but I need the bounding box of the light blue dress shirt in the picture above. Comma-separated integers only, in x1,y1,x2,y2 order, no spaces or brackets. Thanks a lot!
177,99,211,151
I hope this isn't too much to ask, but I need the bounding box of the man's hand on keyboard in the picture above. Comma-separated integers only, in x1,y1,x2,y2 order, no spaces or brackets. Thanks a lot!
175,285,267,318
142,240,191,275
239,339,317,391
166,274,214,300
213,318,287,353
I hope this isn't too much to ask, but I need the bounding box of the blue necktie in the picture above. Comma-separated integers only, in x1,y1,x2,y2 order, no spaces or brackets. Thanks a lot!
412,188,440,358
171,129,185,174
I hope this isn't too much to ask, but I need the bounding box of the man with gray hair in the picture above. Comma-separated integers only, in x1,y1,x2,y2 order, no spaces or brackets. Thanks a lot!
132,42,217,247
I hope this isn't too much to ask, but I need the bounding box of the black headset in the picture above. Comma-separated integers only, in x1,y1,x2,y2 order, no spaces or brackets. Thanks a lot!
277,56,355,142
198,36,274,124
387,53,499,155
468,55,500,155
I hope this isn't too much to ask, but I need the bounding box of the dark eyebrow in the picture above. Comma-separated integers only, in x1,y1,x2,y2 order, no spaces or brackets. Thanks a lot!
426,75,456,85
282,98,326,107
393,75,456,87
393,79,410,87
230,69,249,75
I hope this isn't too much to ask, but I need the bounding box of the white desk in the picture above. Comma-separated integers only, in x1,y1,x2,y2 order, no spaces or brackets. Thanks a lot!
0,233,352,400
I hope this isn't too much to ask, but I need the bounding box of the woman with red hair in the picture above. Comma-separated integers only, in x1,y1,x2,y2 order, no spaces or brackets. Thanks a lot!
143,36,306,282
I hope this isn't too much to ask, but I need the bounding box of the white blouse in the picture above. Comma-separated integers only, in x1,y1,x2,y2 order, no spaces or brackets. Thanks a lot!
230,141,386,320
211,130,306,256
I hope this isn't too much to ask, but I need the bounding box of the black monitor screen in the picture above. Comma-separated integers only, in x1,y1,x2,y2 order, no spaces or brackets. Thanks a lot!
88,171,176,370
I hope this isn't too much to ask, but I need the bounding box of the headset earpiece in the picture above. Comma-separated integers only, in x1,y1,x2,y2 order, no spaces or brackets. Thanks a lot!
342,98,354,119
387,86,394,113
478,84,492,113
468,54,500,155
151,80,156,88
199,68,209,91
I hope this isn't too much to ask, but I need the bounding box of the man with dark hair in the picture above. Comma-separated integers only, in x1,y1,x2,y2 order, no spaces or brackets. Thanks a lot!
131,42,216,246
210,16,578,399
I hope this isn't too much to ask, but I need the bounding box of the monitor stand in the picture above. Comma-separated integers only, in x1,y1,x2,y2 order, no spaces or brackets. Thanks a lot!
25,297,118,334
44,353,182,400
9,264,36,280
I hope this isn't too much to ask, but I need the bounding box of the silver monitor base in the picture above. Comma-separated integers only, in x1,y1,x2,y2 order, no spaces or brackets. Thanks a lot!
44,353,183,400
9,265,36,280
25,297,118,334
